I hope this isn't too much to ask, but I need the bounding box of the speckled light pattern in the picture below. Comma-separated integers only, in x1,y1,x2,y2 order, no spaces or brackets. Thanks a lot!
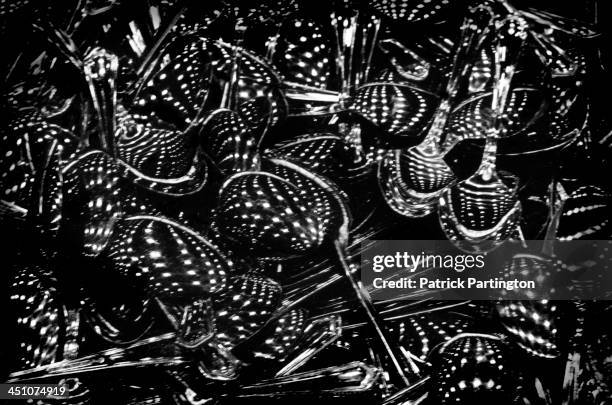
496,301,560,359
116,110,197,179
266,136,374,228
1,0,610,401
368,0,451,22
201,109,259,174
114,136,207,195
251,309,308,362
0,0,31,30
429,334,521,404
447,173,520,232
212,43,280,90
379,146,455,218
439,171,522,251
438,14,527,251
468,48,492,93
351,71,437,139
557,185,612,240
211,43,287,128
63,151,122,257
237,96,273,137
441,89,546,150
268,162,341,232
1,112,79,233
234,0,298,25
214,171,325,258
0,114,35,209
273,19,333,90
497,254,560,300
104,216,230,302
213,274,283,347
9,265,63,370
133,35,214,128
393,313,474,361
266,134,346,177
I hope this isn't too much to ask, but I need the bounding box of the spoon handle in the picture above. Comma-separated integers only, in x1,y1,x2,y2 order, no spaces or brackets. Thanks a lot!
331,12,358,106
423,4,494,151
331,12,381,105
478,14,529,176
333,240,412,387
84,48,119,155
220,20,247,110
446,4,495,100
542,182,569,255
358,15,381,89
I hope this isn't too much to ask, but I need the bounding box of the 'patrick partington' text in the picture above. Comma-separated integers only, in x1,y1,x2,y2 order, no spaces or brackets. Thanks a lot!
372,277,536,291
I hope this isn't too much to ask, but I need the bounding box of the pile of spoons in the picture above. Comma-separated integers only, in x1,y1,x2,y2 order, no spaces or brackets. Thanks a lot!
1,0,611,404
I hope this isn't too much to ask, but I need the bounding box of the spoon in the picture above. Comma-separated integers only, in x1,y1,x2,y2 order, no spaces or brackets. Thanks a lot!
131,35,218,130
272,315,342,376
243,308,309,364
104,215,230,303
101,214,249,378
104,36,213,197
83,47,119,154
496,300,563,359
428,333,524,404
9,271,287,383
390,311,478,365
265,132,376,228
557,185,611,240
213,170,328,258
379,39,431,82
214,158,413,386
438,14,527,252
211,40,288,128
9,264,65,370
0,112,79,237
439,86,547,151
199,107,264,175
330,11,381,106
198,38,285,175
378,4,495,218
270,18,334,91
62,150,122,257
351,70,439,144
80,266,154,345
496,185,601,359
212,274,283,348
